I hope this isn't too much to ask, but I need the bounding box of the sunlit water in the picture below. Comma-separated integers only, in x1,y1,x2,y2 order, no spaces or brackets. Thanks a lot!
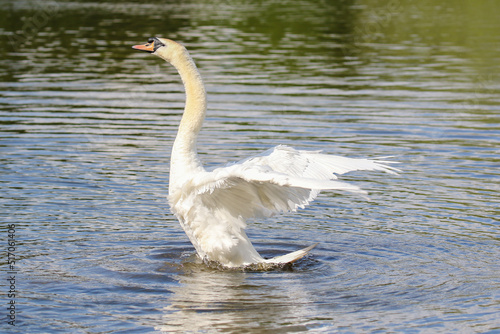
1,1,499,333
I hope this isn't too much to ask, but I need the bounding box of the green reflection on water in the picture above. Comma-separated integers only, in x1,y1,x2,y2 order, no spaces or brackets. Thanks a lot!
1,0,498,77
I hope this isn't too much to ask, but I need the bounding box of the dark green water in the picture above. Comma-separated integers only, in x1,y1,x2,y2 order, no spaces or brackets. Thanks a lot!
1,0,499,333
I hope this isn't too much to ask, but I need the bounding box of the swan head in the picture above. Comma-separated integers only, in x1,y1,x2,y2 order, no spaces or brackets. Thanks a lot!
132,37,187,64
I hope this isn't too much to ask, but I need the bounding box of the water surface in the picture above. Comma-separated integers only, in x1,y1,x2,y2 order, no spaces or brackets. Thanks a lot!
1,0,499,332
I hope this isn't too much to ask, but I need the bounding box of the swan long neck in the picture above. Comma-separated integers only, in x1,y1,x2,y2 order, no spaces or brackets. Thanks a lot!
162,47,207,177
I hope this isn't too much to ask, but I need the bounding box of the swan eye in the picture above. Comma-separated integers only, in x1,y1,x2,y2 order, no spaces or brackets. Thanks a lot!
146,37,166,52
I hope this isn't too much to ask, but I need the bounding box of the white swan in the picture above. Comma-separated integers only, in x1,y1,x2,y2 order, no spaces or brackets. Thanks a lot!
133,37,399,268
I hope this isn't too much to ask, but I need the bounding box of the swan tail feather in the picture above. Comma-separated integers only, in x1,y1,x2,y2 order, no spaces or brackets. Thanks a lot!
264,243,318,264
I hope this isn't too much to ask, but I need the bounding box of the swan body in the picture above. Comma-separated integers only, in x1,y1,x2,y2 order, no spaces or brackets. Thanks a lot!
133,38,399,268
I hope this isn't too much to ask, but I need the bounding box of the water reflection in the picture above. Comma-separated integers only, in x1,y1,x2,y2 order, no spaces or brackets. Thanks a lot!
158,263,315,333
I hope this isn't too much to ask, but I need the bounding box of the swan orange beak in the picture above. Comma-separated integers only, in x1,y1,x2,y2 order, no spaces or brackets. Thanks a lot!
132,41,156,53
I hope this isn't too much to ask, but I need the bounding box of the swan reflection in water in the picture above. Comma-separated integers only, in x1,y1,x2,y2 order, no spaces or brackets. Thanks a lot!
155,259,317,332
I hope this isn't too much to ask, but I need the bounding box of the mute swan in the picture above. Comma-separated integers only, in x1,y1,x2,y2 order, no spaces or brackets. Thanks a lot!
132,37,399,268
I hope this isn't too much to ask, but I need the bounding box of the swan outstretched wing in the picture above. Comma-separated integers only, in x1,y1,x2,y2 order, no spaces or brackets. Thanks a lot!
187,145,399,220
237,145,399,178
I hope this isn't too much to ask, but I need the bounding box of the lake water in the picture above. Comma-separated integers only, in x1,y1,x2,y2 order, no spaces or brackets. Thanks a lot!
1,0,499,333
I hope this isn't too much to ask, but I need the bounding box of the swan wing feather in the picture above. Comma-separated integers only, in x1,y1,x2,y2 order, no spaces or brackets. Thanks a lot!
187,145,398,219
242,145,400,177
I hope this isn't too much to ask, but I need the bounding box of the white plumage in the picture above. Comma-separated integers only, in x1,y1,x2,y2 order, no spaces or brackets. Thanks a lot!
133,38,399,268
